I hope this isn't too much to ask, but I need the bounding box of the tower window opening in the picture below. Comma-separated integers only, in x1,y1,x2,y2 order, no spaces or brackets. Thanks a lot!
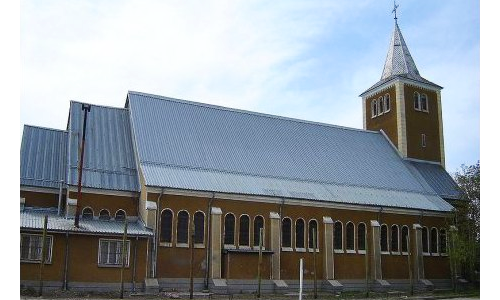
377,97,384,116
421,134,427,148
384,94,391,112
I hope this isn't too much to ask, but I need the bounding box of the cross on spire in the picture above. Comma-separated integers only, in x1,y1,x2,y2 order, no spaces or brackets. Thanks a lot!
392,0,399,22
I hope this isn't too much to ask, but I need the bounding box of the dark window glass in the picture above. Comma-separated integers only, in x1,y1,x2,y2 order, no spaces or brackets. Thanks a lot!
282,218,292,248
401,226,409,252
421,94,428,111
177,211,189,244
378,97,384,115
239,215,250,246
99,209,110,221
254,216,264,247
358,223,366,251
422,227,429,253
391,225,399,252
346,222,355,250
224,214,235,245
115,210,126,221
439,229,447,254
82,207,93,220
334,221,343,250
296,219,305,248
160,210,173,243
371,100,377,117
414,92,420,110
431,228,438,253
384,94,391,112
381,225,388,252
308,220,318,249
194,212,204,244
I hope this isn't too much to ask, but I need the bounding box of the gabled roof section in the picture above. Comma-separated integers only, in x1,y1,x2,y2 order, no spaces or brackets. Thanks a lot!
360,22,442,97
20,125,67,189
67,101,139,192
127,91,453,212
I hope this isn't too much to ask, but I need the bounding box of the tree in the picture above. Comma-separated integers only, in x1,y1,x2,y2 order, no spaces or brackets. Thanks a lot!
449,161,480,286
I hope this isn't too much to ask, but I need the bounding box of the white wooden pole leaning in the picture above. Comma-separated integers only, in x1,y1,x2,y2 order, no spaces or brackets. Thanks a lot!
299,258,303,300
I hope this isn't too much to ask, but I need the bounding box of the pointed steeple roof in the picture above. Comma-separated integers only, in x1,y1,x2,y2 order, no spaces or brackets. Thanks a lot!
360,20,442,97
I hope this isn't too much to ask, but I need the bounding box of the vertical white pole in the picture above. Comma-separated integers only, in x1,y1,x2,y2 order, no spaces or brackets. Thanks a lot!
299,258,303,300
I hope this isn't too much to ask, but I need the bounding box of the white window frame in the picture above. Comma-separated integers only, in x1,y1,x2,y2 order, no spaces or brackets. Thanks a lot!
439,228,449,256
384,93,391,113
115,209,126,221
377,97,384,116
98,239,130,268
238,214,251,249
193,211,206,249
281,217,293,251
82,206,94,220
99,209,111,221
295,218,306,252
345,221,356,253
176,210,190,248
307,219,320,253
253,215,266,250
401,225,409,255
20,233,53,264
333,221,344,254
430,227,439,256
422,226,430,256
380,224,390,255
414,92,421,111
357,222,367,254
224,213,236,249
421,93,429,112
159,208,173,247
421,134,427,148
371,100,377,118
390,224,400,254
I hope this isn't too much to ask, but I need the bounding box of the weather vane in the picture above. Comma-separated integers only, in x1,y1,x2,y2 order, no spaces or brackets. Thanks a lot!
392,0,399,22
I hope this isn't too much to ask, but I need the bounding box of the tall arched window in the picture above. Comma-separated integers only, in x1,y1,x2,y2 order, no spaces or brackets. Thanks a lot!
391,225,399,252
334,221,343,251
115,209,126,221
239,215,250,247
380,224,389,252
401,226,409,253
371,100,377,117
377,97,384,116
308,220,318,249
177,210,189,245
346,222,355,251
414,92,421,110
224,213,235,246
421,94,428,112
282,218,292,248
160,209,173,243
99,209,110,221
384,94,391,112
431,227,438,254
82,207,94,220
422,226,429,253
357,223,366,251
295,219,305,249
254,216,264,247
194,211,205,245
439,229,447,254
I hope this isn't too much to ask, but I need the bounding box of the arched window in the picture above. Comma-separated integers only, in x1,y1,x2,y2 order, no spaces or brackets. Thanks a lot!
308,220,318,249
254,216,264,247
82,207,94,220
295,219,305,249
422,226,429,253
224,213,235,246
177,211,189,245
357,223,366,251
115,209,126,221
391,225,399,252
431,227,438,254
239,215,250,247
384,94,391,112
282,218,292,248
160,209,173,243
99,209,110,221
371,100,377,117
334,221,343,251
194,211,205,244
380,224,389,252
378,97,384,116
439,229,447,254
421,94,428,112
346,222,355,251
414,92,421,110
401,226,409,253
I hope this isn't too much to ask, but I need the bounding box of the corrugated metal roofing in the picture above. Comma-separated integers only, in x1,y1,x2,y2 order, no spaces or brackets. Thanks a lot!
20,125,67,189
20,209,153,237
405,160,462,200
128,91,453,212
67,101,139,192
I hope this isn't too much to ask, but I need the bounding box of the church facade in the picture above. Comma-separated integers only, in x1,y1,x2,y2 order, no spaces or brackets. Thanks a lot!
20,16,461,293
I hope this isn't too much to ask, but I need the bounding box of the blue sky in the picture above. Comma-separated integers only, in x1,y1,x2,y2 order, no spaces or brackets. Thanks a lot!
18,0,479,174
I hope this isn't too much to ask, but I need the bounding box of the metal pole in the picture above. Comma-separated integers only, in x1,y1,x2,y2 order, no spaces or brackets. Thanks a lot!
74,104,91,228
313,228,317,299
190,224,195,299
120,221,128,299
257,227,263,298
365,229,369,298
38,215,48,297
299,258,303,300
407,235,413,296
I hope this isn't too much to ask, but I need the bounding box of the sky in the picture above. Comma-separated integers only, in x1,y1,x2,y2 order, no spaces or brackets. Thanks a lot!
18,0,479,175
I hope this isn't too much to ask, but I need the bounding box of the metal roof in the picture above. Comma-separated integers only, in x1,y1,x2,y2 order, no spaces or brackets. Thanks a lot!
21,208,153,237
67,101,139,192
128,91,454,212
20,125,67,189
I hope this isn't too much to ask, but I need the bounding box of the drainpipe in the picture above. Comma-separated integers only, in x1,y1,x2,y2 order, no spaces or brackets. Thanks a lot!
57,126,65,216
377,207,383,222
57,180,64,216
204,192,215,290
63,231,69,290
153,189,164,278
133,236,138,292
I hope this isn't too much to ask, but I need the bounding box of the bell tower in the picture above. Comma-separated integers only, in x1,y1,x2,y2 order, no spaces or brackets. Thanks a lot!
359,6,445,167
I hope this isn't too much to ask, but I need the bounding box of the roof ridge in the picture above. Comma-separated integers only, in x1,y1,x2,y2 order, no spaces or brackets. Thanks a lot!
23,124,67,133
128,91,378,135
70,100,128,111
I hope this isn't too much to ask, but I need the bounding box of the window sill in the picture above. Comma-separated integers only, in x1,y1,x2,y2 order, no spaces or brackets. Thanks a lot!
391,251,401,255
98,264,130,268
281,247,293,252
252,246,266,251
334,249,344,254
440,253,449,257
296,248,306,253
21,260,52,264
176,243,189,248
308,249,320,253
423,252,430,256
431,252,440,256
159,242,172,247
401,252,409,256
358,250,366,255
345,250,356,254
224,245,236,250
194,244,205,249
239,246,251,250
381,251,390,255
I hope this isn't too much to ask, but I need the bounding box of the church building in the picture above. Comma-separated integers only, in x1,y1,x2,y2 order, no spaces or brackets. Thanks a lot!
20,11,461,294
